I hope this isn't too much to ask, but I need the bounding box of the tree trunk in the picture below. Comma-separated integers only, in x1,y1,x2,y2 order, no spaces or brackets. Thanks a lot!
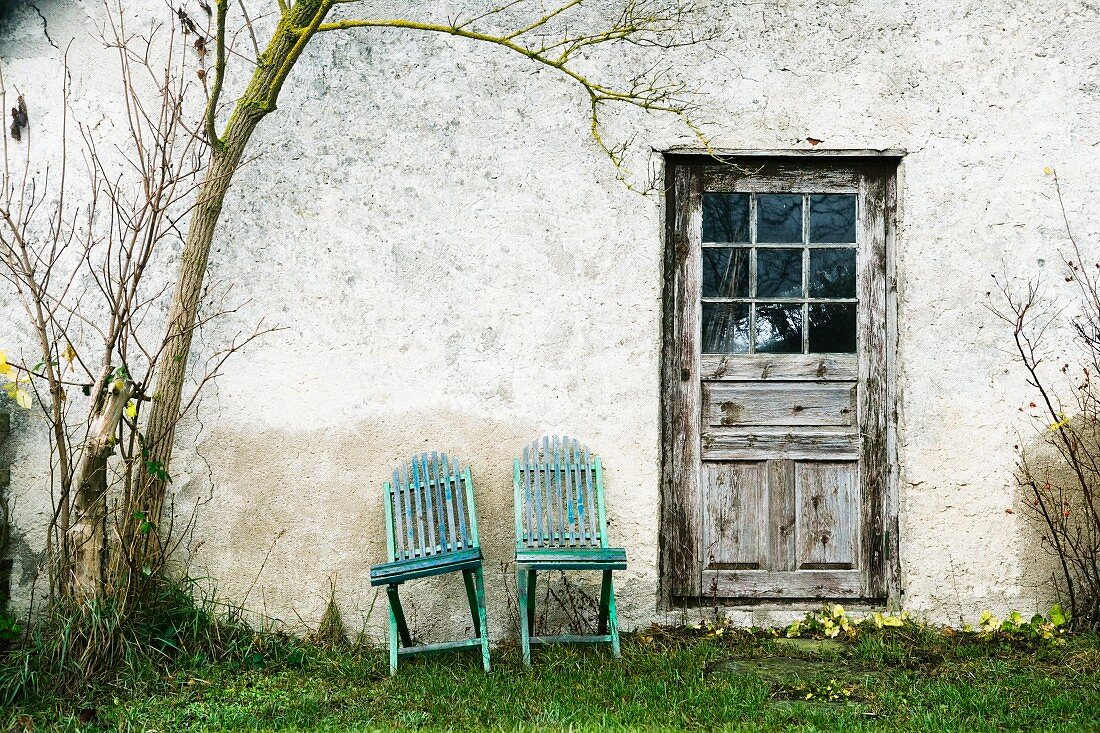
68,368,133,599
113,134,255,592
113,2,331,595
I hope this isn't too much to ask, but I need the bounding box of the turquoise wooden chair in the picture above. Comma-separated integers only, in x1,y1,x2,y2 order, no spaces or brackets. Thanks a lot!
513,436,627,665
370,452,490,674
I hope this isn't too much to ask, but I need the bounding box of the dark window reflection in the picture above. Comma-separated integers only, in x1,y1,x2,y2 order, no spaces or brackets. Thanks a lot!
809,248,856,298
702,193,750,243
703,302,750,353
703,247,750,297
757,194,802,243
809,303,857,352
810,194,856,243
755,303,802,353
757,248,802,298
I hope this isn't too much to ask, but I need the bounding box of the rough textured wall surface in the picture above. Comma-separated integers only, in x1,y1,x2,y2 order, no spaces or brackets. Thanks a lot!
1,0,1099,636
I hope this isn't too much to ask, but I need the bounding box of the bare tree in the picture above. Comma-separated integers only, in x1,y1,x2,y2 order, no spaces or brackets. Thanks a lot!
125,0,708,600
2,0,707,610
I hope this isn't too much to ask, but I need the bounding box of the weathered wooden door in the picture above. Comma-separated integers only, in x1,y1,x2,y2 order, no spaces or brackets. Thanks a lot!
662,157,895,603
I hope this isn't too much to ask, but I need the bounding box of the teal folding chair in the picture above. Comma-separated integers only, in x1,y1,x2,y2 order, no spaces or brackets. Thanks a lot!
513,436,627,665
370,452,490,673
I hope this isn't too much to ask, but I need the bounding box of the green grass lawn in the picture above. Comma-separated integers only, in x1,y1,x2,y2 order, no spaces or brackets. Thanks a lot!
6,628,1100,732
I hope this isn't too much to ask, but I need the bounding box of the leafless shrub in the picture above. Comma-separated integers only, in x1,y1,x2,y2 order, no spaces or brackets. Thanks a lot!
0,6,268,609
991,171,1100,629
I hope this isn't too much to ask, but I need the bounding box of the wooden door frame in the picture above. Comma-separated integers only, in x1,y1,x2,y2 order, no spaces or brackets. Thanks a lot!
658,151,903,609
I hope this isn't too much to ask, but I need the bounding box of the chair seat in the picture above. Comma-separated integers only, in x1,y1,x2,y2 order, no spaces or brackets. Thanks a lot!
370,547,482,586
516,546,627,570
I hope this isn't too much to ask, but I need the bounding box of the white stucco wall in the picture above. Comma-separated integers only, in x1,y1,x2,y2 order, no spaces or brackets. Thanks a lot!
2,0,1099,637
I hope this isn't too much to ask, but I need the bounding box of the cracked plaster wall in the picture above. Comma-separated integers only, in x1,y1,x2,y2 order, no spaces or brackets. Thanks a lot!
1,0,1099,636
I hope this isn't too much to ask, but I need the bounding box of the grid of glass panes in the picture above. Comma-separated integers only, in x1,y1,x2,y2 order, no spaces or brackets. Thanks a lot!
701,192,857,354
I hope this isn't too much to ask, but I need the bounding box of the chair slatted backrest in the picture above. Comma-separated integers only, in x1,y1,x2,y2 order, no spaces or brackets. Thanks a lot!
513,436,608,549
384,452,480,562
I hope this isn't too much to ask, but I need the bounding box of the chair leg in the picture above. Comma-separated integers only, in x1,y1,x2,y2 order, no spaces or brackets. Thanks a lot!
608,580,621,658
473,565,491,672
387,583,410,676
387,584,413,648
599,570,621,657
388,600,398,675
517,569,532,667
462,569,481,638
526,569,537,633
598,571,612,634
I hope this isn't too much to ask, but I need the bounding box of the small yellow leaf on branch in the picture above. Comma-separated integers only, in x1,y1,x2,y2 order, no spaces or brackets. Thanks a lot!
1049,414,1070,431
62,342,77,365
15,388,32,409
125,401,137,419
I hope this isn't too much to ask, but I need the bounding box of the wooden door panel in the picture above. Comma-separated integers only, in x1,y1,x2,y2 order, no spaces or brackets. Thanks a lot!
796,462,859,569
701,353,858,381
702,462,768,570
703,382,856,428
701,458,863,598
702,429,860,461
701,569,864,598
